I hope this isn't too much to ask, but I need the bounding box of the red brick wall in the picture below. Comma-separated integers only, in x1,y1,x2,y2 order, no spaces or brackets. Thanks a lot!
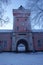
32,32,43,51
0,33,12,51
13,9,30,33
14,17,29,32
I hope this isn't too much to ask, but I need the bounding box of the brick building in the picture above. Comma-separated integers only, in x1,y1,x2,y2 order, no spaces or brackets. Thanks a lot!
0,6,43,52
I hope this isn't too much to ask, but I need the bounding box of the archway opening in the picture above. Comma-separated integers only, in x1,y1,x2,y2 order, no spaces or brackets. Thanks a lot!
16,39,28,52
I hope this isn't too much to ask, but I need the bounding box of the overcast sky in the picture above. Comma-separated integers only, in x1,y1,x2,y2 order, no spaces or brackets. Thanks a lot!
0,0,27,30
0,0,43,30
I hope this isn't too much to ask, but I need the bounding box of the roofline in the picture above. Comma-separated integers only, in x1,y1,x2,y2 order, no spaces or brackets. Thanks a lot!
0,30,13,33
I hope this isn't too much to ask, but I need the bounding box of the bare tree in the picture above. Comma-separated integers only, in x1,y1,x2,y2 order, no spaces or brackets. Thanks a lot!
27,0,43,29
0,0,11,26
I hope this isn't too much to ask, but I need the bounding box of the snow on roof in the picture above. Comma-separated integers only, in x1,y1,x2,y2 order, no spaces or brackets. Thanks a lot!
0,30,13,33
0,29,43,33
32,29,43,32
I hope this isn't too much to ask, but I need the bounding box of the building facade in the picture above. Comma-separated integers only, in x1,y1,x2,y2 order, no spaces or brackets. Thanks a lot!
0,6,43,52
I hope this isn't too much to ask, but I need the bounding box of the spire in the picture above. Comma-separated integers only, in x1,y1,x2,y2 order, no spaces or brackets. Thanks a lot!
18,5,25,10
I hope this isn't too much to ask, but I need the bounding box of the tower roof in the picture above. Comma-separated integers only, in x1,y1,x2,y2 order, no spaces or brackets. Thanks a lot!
18,5,25,10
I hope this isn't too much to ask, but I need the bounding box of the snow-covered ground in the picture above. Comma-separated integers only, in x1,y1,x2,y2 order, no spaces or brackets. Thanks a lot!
0,52,43,65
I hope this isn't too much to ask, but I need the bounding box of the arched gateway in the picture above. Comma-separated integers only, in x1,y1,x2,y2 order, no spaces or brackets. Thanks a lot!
16,39,28,52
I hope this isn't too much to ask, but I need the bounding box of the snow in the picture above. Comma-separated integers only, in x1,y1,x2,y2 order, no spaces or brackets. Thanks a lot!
0,52,43,65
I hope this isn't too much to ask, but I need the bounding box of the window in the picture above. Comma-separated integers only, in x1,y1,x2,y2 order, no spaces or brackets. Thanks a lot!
25,19,27,21
38,40,41,47
17,19,19,21
17,26,19,31
0,43,2,49
3,40,7,48
32,36,34,39
0,40,3,49
18,34,26,35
